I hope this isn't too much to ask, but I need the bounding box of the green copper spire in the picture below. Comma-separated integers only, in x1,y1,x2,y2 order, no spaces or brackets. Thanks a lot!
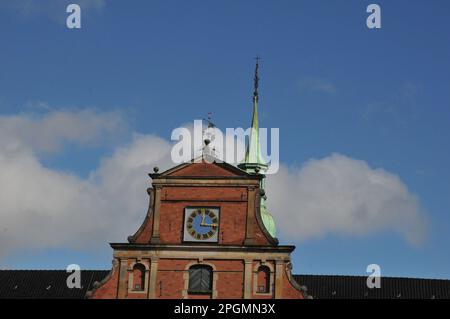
240,57,268,173
238,57,276,238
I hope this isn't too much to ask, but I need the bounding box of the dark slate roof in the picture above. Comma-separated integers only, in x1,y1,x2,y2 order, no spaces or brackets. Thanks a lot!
0,270,109,299
0,270,449,299
295,274,450,299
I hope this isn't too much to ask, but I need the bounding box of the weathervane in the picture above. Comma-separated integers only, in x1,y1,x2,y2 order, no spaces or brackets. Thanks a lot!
202,112,217,158
203,112,216,129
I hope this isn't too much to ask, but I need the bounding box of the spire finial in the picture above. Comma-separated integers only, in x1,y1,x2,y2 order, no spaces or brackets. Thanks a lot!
253,55,260,103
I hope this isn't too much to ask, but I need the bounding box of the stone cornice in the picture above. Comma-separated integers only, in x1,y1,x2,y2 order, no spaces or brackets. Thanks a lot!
150,176,261,183
110,243,295,253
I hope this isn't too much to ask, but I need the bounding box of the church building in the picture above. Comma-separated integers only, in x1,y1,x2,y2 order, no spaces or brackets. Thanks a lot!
86,61,309,299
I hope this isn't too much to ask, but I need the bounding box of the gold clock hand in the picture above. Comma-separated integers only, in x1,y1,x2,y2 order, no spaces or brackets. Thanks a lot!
201,210,206,225
200,222,218,227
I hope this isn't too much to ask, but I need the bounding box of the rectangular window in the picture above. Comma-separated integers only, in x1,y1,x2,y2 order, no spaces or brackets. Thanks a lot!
188,266,212,293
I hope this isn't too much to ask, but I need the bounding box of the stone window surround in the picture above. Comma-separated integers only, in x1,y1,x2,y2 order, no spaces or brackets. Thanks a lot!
127,259,150,294
253,260,274,296
182,260,218,299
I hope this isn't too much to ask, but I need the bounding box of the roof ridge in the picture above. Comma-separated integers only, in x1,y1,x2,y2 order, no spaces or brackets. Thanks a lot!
296,273,450,281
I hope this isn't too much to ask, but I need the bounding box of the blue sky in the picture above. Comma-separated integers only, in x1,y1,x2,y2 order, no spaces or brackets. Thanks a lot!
1,0,450,279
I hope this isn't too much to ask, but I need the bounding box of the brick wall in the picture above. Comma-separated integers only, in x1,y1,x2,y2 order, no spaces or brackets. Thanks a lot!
90,265,119,299
159,201,248,244
89,162,303,299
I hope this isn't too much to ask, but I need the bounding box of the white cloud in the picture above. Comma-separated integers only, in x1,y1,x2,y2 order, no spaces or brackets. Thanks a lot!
267,154,427,246
0,109,126,155
0,109,173,259
0,110,427,260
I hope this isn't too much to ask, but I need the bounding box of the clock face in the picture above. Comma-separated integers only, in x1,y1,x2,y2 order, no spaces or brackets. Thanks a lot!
183,207,220,242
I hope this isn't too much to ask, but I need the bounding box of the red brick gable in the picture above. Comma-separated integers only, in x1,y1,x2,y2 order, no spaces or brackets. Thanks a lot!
154,159,251,178
170,162,237,177
129,159,276,246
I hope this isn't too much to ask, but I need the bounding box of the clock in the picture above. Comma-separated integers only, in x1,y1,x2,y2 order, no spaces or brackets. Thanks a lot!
183,207,220,242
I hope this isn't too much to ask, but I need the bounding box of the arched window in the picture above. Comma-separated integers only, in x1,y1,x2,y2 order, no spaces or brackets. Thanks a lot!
257,266,270,293
132,263,146,291
188,265,212,294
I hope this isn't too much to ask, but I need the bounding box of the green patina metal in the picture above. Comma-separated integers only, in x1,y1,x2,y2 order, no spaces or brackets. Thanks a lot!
238,58,277,238
244,96,267,167
260,198,276,238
